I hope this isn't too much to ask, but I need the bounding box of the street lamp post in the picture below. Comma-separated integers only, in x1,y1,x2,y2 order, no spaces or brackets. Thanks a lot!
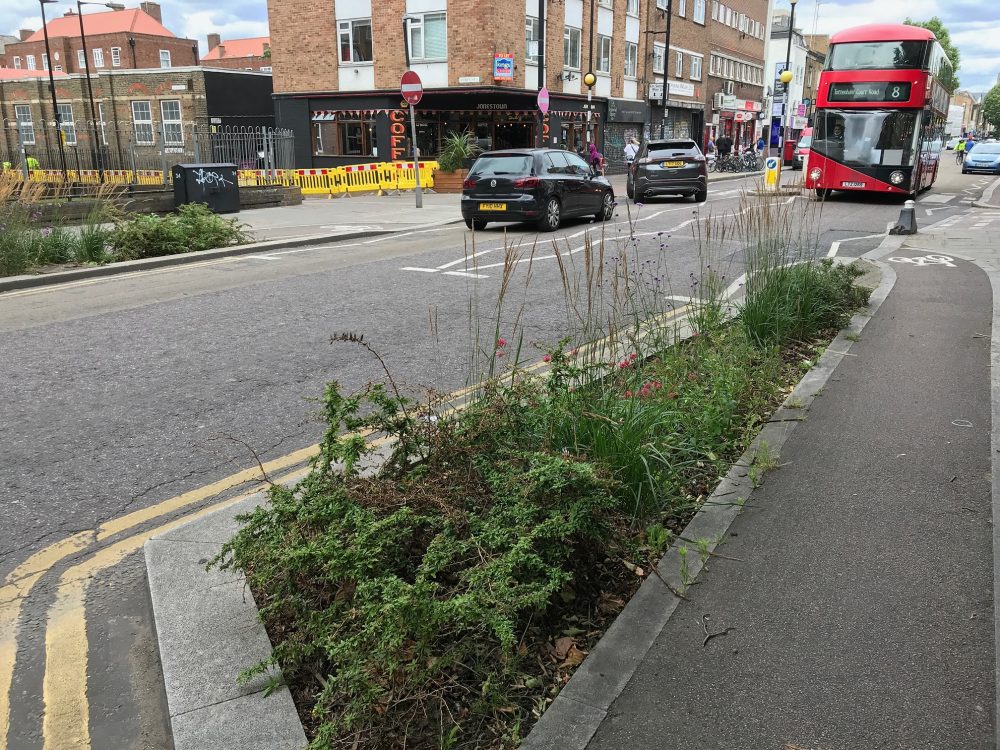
585,0,595,144
780,0,799,168
76,1,116,183
38,0,68,182
660,0,673,139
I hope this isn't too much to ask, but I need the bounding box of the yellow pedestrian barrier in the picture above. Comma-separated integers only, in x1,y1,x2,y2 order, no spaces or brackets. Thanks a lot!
341,163,384,195
291,168,335,196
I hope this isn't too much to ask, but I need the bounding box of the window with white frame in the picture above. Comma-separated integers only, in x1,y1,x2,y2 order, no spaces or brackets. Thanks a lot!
97,102,108,145
78,49,86,68
597,35,611,73
27,55,36,70
627,0,639,15
677,0,686,16
57,103,76,145
159,49,171,68
598,0,613,7
625,42,638,78
656,0,668,8
338,19,373,63
160,100,183,145
131,100,154,144
691,55,703,80
408,12,447,61
42,53,49,70
652,42,665,74
13,56,21,69
14,105,34,145
694,0,706,24
526,17,540,63
711,1,718,20
674,50,683,78
93,48,104,67
563,26,581,69
111,47,121,67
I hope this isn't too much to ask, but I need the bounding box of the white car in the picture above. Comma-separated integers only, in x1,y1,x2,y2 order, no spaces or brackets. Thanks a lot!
946,138,959,150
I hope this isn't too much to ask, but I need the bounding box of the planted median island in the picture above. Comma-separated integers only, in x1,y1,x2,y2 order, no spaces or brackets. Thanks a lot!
214,191,872,749
0,174,249,278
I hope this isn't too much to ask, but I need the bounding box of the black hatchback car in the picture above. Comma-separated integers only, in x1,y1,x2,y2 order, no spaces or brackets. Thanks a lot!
461,149,615,231
626,139,708,203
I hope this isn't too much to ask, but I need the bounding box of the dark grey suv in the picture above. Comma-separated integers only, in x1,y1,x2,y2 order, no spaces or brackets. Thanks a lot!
626,139,708,203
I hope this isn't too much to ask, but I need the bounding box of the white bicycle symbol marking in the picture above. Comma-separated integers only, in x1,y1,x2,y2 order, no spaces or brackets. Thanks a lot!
887,254,956,267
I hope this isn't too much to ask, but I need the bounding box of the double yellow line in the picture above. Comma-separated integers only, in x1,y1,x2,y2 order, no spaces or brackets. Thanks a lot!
2,302,695,749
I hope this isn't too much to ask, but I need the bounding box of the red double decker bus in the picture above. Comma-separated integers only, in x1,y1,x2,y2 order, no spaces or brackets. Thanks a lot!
804,24,952,197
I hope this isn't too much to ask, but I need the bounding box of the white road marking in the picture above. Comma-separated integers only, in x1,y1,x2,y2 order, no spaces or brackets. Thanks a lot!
442,271,488,279
245,255,281,261
826,231,888,258
918,193,956,204
400,267,440,273
887,254,956,267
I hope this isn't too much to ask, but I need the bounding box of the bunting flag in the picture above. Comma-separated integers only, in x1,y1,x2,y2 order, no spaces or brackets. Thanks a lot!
311,108,603,121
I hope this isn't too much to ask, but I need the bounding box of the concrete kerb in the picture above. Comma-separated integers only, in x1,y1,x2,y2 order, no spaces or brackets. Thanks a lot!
520,259,897,750
0,218,465,294
972,176,1000,209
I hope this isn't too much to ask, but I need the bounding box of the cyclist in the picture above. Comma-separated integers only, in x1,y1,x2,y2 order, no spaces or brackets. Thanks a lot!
955,138,966,164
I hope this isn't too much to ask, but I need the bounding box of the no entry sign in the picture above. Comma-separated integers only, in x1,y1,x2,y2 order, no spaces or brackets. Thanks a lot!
401,71,423,105
537,87,550,114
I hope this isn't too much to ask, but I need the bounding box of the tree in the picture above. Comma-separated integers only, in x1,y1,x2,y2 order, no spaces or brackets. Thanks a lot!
904,16,960,92
982,85,1000,133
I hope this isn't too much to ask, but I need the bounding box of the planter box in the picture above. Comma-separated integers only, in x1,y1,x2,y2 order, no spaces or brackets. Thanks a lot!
433,168,468,193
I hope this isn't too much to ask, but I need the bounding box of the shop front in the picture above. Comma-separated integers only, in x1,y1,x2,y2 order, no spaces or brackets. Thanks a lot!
647,81,706,151
276,88,607,169
604,97,650,173
712,97,764,150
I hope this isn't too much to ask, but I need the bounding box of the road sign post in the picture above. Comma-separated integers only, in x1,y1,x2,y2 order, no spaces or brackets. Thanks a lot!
764,155,780,191
401,71,424,208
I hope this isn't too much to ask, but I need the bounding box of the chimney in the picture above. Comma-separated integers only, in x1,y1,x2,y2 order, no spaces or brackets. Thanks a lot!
107,2,125,8
216,44,226,58
63,9,76,16
139,2,162,22
207,33,221,51
18,29,34,41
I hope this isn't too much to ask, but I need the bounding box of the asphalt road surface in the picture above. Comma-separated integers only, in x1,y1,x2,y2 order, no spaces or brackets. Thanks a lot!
0,158,993,749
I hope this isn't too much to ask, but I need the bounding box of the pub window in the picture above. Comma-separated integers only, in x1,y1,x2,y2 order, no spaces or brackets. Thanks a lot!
526,17,540,63
131,100,154,144
161,100,183,145
625,42,638,78
42,53,49,70
13,56,22,69
27,55,36,70
339,19,373,63
94,48,105,67
313,120,377,157
563,26,581,70
57,103,76,146
597,35,612,74
111,47,122,67
15,105,34,145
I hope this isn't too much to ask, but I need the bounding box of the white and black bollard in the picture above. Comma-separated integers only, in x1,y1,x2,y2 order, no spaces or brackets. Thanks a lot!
890,199,917,235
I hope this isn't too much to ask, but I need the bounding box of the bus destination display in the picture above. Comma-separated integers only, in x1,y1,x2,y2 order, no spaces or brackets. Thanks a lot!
827,82,912,102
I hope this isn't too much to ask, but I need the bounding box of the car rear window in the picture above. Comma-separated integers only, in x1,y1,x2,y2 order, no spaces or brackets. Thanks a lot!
798,135,812,148
646,141,699,159
469,154,533,177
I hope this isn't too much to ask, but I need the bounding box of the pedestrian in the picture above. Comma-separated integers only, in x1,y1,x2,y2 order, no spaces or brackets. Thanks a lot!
965,136,976,155
705,137,716,155
587,142,604,174
624,137,639,165
717,134,733,158
756,135,765,152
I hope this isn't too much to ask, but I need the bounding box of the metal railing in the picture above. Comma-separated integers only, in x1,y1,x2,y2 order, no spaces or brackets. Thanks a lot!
0,122,295,186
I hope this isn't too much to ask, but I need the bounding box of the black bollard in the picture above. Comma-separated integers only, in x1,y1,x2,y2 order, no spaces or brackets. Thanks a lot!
889,199,917,235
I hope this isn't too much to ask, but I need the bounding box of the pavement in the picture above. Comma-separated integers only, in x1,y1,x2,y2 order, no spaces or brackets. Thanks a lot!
525,206,1000,747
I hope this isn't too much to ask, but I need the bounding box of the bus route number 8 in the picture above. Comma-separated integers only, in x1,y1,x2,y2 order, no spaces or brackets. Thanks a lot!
890,85,903,99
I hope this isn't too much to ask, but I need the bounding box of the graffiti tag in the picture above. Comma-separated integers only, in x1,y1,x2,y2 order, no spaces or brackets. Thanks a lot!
193,169,233,188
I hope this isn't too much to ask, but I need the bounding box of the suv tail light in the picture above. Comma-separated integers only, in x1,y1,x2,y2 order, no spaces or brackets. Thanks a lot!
513,176,540,188
637,157,652,165
462,177,478,189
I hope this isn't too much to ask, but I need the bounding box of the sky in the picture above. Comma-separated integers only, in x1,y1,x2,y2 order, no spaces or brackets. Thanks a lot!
2,0,997,93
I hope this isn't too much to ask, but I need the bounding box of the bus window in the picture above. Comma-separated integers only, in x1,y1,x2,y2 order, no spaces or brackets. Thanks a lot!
827,40,927,71
814,109,919,167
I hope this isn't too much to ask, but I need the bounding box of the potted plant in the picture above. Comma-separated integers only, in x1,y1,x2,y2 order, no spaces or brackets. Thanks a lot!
433,130,481,193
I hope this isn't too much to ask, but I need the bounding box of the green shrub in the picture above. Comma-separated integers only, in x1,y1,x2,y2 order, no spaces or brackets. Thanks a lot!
108,203,249,260
739,259,870,347
437,130,481,172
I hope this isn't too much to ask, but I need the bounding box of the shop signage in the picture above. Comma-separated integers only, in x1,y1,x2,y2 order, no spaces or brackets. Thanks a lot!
739,100,762,112
796,103,806,116
648,81,695,100
478,103,508,110
771,102,784,116
792,116,809,129
722,94,737,110
607,97,648,123
493,54,515,81
401,70,423,105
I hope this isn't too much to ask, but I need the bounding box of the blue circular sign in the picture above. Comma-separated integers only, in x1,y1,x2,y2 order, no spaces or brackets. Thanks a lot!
765,157,779,169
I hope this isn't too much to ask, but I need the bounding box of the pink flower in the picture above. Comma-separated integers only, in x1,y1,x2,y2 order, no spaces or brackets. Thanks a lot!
543,354,552,362
629,352,638,361
624,390,633,398
497,337,508,348
619,361,630,370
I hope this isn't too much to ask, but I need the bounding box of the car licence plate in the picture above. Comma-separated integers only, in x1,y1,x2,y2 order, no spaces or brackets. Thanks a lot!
660,161,684,168
479,202,507,211
841,181,866,188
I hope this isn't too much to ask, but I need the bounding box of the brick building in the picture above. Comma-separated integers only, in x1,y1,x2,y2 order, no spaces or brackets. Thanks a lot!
202,35,273,72
269,0,657,168
0,3,197,75
765,9,809,148
0,67,274,172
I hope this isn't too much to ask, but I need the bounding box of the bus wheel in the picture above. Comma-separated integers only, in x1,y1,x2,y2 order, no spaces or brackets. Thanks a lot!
815,188,832,200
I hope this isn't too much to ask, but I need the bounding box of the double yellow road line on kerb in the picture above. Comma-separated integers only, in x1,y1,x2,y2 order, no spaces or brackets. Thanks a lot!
0,303,694,749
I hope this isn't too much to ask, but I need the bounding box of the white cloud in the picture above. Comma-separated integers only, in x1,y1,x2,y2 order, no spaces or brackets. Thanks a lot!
178,10,269,49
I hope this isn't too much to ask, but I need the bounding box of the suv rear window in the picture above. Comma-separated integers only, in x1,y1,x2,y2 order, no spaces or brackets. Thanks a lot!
646,140,700,159
469,154,533,177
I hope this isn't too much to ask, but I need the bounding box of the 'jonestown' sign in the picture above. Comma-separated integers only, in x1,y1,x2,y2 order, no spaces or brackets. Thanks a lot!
827,81,912,103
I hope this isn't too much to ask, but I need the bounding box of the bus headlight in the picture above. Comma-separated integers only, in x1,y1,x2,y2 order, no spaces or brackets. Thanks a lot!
889,170,905,185
809,167,822,181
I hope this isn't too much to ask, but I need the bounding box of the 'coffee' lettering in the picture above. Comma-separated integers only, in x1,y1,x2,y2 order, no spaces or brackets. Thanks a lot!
390,110,406,160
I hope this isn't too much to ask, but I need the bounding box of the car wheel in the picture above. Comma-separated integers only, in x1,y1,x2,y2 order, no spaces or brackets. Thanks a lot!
465,217,487,231
538,197,561,231
634,190,646,204
962,169,968,174
626,180,634,199
694,187,707,203
595,191,614,221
